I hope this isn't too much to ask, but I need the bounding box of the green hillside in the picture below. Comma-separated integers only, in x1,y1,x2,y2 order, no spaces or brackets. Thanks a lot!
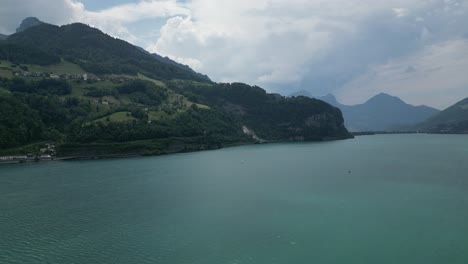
0,19,351,158
3,22,210,82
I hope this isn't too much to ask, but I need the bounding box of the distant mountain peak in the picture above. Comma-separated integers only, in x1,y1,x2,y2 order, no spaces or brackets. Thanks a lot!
16,17,44,33
316,93,342,107
374,92,396,98
321,93,337,101
288,91,342,107
366,92,405,105
6,20,211,82
289,90,313,97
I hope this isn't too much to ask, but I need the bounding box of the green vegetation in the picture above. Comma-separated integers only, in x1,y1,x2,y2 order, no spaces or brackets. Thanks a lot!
0,20,351,158
0,68,13,78
3,23,210,82
0,141,48,156
0,95,44,148
137,73,166,87
5,78,71,95
0,43,60,65
89,112,136,125
27,59,86,75
168,81,349,140
0,74,350,155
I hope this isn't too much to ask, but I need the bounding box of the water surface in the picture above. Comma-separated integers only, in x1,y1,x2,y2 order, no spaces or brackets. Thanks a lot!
1,134,468,264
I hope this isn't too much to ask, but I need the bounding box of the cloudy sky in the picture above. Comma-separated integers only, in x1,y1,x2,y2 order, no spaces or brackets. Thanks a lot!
1,0,467,108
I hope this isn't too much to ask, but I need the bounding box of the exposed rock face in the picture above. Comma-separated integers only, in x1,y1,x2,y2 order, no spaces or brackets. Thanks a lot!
16,17,44,33
242,126,263,142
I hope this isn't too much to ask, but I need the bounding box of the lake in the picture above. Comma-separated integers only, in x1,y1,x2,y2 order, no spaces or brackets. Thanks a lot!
1,134,468,264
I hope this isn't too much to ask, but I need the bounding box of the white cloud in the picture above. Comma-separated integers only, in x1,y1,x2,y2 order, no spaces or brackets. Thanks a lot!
1,0,468,107
84,0,189,23
0,0,84,34
0,0,189,45
150,0,362,88
337,39,468,109
80,0,190,43
392,8,410,17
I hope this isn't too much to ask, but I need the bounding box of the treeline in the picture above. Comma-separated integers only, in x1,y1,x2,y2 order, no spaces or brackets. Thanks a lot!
0,79,350,150
0,95,44,148
2,78,72,95
0,43,60,65
0,78,248,148
168,81,349,140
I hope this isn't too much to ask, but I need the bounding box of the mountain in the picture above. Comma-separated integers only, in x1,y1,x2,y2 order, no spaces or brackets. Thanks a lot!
0,19,351,157
344,93,440,131
289,90,313,97
151,53,211,81
134,45,210,81
3,22,210,82
290,92,440,131
316,93,346,109
16,17,44,33
416,97,468,133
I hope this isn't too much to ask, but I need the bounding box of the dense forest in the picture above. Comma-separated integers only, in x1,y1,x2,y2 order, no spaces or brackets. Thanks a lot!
0,77,349,151
2,23,210,82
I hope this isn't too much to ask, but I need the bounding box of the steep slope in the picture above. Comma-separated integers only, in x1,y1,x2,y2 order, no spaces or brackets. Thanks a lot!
291,92,440,131
0,19,351,157
316,93,348,109
4,21,210,82
16,17,43,33
151,53,211,82
170,82,351,141
417,97,468,133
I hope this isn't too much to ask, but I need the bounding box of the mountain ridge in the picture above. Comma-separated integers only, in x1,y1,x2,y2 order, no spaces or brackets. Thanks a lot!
16,17,44,33
290,92,440,131
416,97,468,133
4,21,211,82
0,18,351,158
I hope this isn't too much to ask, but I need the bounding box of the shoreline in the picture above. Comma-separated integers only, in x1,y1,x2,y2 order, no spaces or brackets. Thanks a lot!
1,135,353,164
58,135,354,161
4,133,466,165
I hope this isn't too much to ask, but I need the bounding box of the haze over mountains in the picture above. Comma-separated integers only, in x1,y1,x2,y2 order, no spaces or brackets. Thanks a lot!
0,17,43,40
1,16,466,159
16,17,43,33
290,90,440,131
416,97,468,134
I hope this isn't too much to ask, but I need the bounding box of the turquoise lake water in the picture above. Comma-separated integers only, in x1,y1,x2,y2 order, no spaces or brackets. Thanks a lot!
1,134,468,264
